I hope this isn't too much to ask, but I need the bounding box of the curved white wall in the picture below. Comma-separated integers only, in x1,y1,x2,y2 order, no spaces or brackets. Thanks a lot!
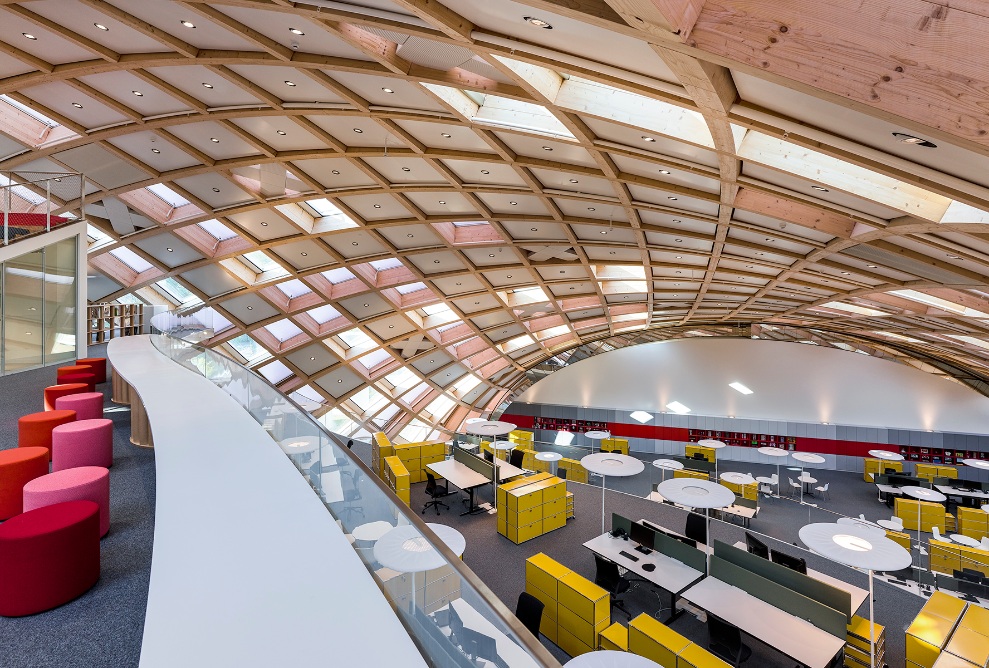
516,338,989,434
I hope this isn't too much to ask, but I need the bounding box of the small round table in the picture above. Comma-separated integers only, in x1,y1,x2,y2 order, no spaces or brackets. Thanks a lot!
585,430,611,452
720,472,755,486
564,650,663,667
353,520,394,542
581,453,645,533
876,519,903,532
373,523,467,613
792,452,825,503
536,451,562,474
467,421,516,437
950,534,981,548
798,474,818,496
836,516,886,537
755,476,776,498
698,439,727,477
280,439,317,465
652,458,683,483
758,446,789,493
492,440,515,458
656,478,735,572
868,449,904,461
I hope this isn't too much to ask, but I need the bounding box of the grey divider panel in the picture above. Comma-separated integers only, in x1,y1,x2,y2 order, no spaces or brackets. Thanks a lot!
454,447,494,479
710,556,847,638
654,531,707,572
612,513,633,537
713,541,851,619
734,497,757,511
672,455,715,473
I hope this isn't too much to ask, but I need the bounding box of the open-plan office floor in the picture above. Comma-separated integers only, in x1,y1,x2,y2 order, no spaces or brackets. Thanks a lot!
348,439,932,668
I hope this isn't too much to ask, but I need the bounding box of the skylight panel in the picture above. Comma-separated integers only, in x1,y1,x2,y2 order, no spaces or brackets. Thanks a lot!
146,183,190,207
0,95,57,126
453,375,481,395
318,407,359,434
0,174,46,205
305,198,343,217
321,267,355,284
351,387,388,413
259,360,293,384
425,394,455,418
227,334,269,363
155,277,198,304
306,304,340,324
946,335,989,350
815,302,888,317
421,303,452,316
400,419,432,443
891,289,989,318
264,319,303,342
275,279,311,299
875,331,923,343
356,348,391,370
593,265,646,280
385,367,418,390
452,221,487,227
87,224,112,249
395,282,427,295
110,247,153,273
370,258,403,271
241,251,280,273
197,219,237,241
337,328,372,348
666,401,691,414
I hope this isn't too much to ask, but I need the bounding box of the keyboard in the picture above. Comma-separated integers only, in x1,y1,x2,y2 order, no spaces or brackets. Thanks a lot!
618,550,639,562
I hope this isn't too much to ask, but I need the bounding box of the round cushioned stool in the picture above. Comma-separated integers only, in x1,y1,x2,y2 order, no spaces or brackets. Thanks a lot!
23,467,110,537
44,383,88,411
18,410,77,460
51,419,113,471
57,372,96,393
54,392,104,421
56,364,93,380
0,500,101,617
74,358,107,385
0,448,50,520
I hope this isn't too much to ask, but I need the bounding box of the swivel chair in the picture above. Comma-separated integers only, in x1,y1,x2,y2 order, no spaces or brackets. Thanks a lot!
685,512,708,545
515,592,544,638
707,614,752,666
422,472,450,515
509,449,525,469
594,554,632,620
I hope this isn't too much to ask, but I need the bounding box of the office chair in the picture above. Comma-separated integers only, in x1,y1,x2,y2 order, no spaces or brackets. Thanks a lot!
422,472,450,515
483,450,494,463
693,452,705,460
594,554,632,620
684,512,708,546
347,439,354,450
932,526,948,542
884,468,896,475
557,468,567,480
509,449,525,469
707,614,752,666
815,482,830,500
515,592,544,638
787,477,800,497
341,469,364,520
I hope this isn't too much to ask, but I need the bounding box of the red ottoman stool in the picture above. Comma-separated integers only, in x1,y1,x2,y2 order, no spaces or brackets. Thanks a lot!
0,500,101,617
74,358,107,385
57,372,96,393
0,448,50,520
18,410,77,460
44,383,88,411
54,392,104,420
23,467,110,537
51,419,113,471
56,364,93,380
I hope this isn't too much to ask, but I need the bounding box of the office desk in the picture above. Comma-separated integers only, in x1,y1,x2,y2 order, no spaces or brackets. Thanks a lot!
681,578,846,668
720,502,757,527
433,598,539,668
583,533,704,621
730,540,868,612
936,484,989,503
493,459,526,482
427,460,491,515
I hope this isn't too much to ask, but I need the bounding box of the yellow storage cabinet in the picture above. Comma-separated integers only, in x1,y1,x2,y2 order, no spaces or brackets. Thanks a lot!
846,614,886,668
957,507,989,541
674,469,709,481
896,497,947,533
383,455,410,506
930,653,980,668
677,643,732,668
599,622,628,651
559,457,588,483
685,445,716,462
601,437,629,455
905,592,967,668
943,626,989,667
629,613,690,668
497,474,567,544
916,464,959,483
864,458,903,481
524,553,610,656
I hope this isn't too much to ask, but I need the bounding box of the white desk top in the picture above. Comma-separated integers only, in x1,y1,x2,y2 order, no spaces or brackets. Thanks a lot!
493,458,526,481
798,474,818,483
950,534,982,547
585,533,703,594
427,459,490,490
353,520,394,542
448,598,538,668
936,484,989,500
681,578,846,668
109,336,426,668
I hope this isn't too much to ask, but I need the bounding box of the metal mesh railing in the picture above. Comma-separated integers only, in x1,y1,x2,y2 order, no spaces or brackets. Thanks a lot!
1,171,84,246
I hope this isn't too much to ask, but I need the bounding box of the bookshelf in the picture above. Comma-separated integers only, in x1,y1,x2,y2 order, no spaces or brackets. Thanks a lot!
87,303,144,344
533,417,607,433
688,429,797,450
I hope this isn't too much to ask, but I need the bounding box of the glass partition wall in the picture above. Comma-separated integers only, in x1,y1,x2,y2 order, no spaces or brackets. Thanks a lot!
148,327,558,668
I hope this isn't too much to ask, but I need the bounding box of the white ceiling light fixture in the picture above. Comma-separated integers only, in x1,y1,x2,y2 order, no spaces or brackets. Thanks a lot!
22,33,37,40
94,23,109,31
289,28,305,35
892,132,936,148
524,17,553,28
729,381,753,395
180,20,196,28
630,410,653,423
666,401,690,414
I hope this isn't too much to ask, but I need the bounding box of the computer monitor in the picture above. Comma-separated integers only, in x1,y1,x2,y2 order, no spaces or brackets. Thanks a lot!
770,550,807,574
462,627,497,661
630,522,656,549
745,532,770,560
672,533,697,549
448,603,464,640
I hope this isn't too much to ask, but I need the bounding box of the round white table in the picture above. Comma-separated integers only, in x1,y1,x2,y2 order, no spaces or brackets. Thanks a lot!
459,442,479,451
836,516,886,537
581,453,645,533
876,519,903,532
374,523,466,613
758,446,789,494
492,440,515,451
868,449,904,461
564,650,663,667
755,475,776,497
656,478,735,572
652,458,683,483
961,458,989,470
902,486,947,564
983,504,989,513
467,421,516,437
792,453,825,503
536,451,563,474
585,430,611,452
698,439,727,477
799,522,911,668
950,534,981,547
720,472,755,486
353,520,394,542
798,474,818,496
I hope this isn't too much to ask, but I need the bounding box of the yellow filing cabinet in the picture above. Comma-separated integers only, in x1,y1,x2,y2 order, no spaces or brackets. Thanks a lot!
509,429,534,446
601,437,629,455
896,497,947,533
720,479,758,500
923,591,967,621
685,445,716,462
929,540,989,578
916,464,959,483
846,614,886,668
524,553,571,643
497,474,567,544
675,469,709,481
372,431,394,478
958,605,989,634
566,491,575,519
930,653,980,668
559,457,588,483
958,507,989,541
628,613,690,668
943,626,989,667
558,572,610,656
599,622,628,651
383,455,410,506
677,643,732,668
905,592,967,668
864,458,903,481
885,529,911,551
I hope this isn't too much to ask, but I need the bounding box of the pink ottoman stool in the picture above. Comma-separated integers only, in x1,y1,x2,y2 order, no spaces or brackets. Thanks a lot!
23,467,110,537
54,392,104,420
44,383,89,411
51,419,113,471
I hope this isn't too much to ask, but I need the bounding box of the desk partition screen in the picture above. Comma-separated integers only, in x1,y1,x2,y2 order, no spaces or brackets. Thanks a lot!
713,541,851,619
670,454,716,474
612,513,633,537
454,446,495,482
709,555,847,638
654,530,707,572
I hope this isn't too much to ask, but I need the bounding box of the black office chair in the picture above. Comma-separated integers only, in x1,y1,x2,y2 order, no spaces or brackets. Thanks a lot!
707,614,752,666
422,472,450,515
347,439,354,450
557,468,567,480
685,512,708,545
693,452,706,460
515,592,544,638
594,554,632,620
509,449,525,469
483,450,494,463
341,469,364,520
884,467,896,475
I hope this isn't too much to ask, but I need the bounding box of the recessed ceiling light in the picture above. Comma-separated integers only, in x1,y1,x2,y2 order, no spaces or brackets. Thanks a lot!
480,170,489,174
363,303,369,308
25,331,31,335
506,275,512,278
151,148,161,154
947,253,962,259
729,381,753,395
530,227,538,231
132,90,143,96
401,167,411,172
675,238,682,242
210,137,220,143
310,356,316,361
388,325,395,329
276,130,286,136
353,128,363,133
659,169,671,175
666,400,691,414
351,242,359,246
94,23,109,31
284,80,297,86
642,136,655,142
488,253,495,257
22,33,37,40
892,132,936,148
599,230,608,235
289,27,305,35
202,83,213,89
72,102,83,108
867,264,877,268
373,204,381,208
433,260,440,264
301,252,308,256
841,271,850,275
675,255,682,259
211,187,220,192
331,170,340,175
524,16,553,29
438,200,446,204
246,306,254,310
181,20,196,28
811,185,829,192
541,146,553,151
337,379,343,383
406,233,414,238
668,196,677,200
509,201,517,205
381,87,394,93
260,222,268,226
166,247,173,252
587,207,595,212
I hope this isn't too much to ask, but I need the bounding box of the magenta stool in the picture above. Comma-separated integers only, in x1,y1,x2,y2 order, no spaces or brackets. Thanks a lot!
51,419,113,471
23,467,110,537
54,392,104,420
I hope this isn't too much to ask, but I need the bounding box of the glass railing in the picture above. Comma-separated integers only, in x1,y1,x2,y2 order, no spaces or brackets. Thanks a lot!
148,319,559,668
1,171,83,246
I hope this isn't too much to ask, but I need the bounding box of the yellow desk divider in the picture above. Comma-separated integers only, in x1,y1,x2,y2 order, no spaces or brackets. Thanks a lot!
957,507,988,541
629,613,691,667
497,474,567,544
674,469,709,481
382,455,410,506
372,431,394,478
559,457,588,483
896,497,947,533
599,622,628,651
864,458,903,481
916,464,959,483
905,591,967,668
846,614,886,668
685,444,716,462
929,539,989,579
601,437,629,455
524,553,609,655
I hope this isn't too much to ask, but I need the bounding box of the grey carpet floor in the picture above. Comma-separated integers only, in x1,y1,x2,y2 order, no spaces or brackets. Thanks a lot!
348,438,925,668
0,348,156,668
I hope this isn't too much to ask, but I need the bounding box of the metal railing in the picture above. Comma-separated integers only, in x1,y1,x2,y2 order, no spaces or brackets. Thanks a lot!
1,171,84,246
